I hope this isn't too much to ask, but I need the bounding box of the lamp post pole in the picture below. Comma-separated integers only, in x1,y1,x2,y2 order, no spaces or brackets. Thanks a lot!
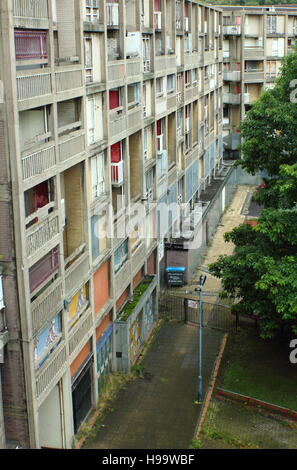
195,274,206,403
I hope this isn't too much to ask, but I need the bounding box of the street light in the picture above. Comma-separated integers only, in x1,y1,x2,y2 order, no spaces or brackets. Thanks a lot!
195,274,207,403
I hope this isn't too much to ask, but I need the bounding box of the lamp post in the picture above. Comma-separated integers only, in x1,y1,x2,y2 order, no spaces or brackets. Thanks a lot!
195,274,207,403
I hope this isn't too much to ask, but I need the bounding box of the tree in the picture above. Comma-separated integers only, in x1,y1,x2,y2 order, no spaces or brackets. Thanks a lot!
239,53,297,177
209,216,297,339
209,52,297,339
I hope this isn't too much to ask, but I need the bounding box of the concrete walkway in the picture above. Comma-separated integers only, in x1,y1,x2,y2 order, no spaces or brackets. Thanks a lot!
84,185,254,450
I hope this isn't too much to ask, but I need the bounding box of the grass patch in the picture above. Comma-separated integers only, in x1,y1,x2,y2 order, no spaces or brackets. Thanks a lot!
220,324,297,411
119,278,152,321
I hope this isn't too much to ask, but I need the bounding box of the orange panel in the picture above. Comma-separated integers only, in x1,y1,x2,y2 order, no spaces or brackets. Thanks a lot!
96,312,113,342
116,287,129,312
70,341,91,377
133,267,144,288
93,261,110,315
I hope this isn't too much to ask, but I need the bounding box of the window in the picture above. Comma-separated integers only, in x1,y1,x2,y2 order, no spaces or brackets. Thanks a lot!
192,69,198,85
15,30,48,60
185,70,191,88
85,0,99,23
91,153,105,200
143,128,148,160
142,35,151,72
127,83,141,108
177,109,183,136
156,77,165,97
267,15,278,34
167,74,175,94
114,239,129,273
84,36,93,83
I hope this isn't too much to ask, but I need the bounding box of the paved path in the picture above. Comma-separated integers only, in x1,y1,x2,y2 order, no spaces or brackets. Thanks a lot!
84,185,254,449
85,324,223,449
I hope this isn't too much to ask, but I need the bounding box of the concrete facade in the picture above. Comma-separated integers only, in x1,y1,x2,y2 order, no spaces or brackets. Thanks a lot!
0,0,224,448
222,5,297,158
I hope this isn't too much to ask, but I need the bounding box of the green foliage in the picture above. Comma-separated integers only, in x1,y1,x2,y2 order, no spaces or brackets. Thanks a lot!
119,278,152,321
209,50,297,339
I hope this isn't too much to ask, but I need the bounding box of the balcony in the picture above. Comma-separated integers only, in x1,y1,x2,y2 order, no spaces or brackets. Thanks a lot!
106,2,119,27
266,72,277,82
26,212,59,259
131,242,146,275
223,25,241,36
111,160,124,186
35,342,67,400
244,48,264,60
13,0,49,20
154,11,162,30
109,108,126,139
223,93,241,105
68,309,93,359
65,252,90,297
55,66,83,93
223,70,241,81
126,58,141,78
16,69,52,101
31,279,63,336
21,143,56,182
58,130,86,163
114,258,131,298
244,70,264,82
127,106,142,131
108,60,125,82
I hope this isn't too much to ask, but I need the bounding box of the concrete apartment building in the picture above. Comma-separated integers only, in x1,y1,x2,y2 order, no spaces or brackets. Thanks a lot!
222,5,297,158
0,0,224,448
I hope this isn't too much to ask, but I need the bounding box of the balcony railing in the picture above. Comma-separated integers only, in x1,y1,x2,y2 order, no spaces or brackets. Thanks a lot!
58,131,85,163
243,93,250,105
55,67,83,93
223,93,241,105
31,279,63,336
13,0,49,19
65,252,90,297
223,70,241,81
106,3,119,26
22,144,56,181
223,25,241,35
26,212,59,258
244,48,264,59
68,309,93,358
35,342,67,400
16,70,52,101
111,160,124,186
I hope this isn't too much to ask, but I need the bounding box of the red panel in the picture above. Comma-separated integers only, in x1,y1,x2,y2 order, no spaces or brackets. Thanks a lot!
235,85,241,94
156,119,162,136
154,0,161,11
29,247,59,293
109,89,120,110
33,181,49,212
111,142,121,162
15,30,48,60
